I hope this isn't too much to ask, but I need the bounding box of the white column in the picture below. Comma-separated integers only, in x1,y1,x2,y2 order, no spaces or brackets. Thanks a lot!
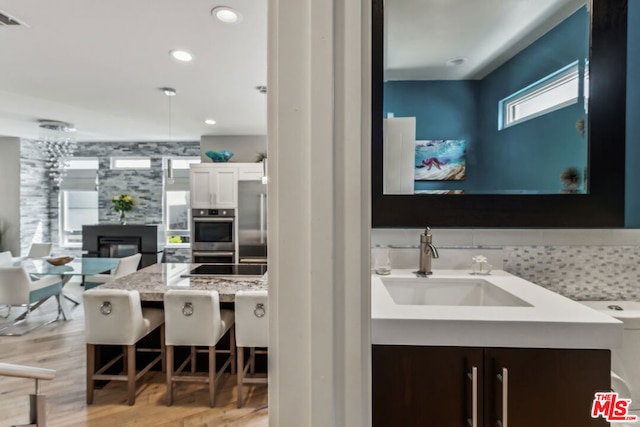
0,137,21,256
267,0,371,425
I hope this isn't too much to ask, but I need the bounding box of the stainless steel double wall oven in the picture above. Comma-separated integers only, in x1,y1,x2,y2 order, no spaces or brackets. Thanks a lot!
191,208,235,263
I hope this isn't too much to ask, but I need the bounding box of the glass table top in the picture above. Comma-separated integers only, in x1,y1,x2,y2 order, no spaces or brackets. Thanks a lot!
20,257,120,276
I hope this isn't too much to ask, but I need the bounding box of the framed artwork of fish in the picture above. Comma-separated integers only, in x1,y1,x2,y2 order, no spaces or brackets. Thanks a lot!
415,140,466,181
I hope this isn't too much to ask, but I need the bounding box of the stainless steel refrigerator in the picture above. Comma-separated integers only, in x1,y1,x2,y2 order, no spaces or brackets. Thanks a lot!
237,180,267,264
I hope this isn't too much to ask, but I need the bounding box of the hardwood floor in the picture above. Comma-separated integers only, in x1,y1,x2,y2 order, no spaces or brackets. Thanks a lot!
0,283,268,427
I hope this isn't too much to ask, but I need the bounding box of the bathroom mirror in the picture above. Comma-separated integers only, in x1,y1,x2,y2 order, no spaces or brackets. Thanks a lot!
372,0,627,227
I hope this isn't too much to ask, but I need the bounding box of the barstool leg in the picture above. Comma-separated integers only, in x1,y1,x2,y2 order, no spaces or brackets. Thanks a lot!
166,345,174,406
160,324,166,373
122,345,128,373
237,346,244,408
209,345,216,407
230,326,236,374
250,347,256,374
86,344,95,404
190,346,197,373
127,345,136,405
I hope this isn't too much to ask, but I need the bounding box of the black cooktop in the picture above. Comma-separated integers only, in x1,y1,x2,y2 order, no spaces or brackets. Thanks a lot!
189,264,267,277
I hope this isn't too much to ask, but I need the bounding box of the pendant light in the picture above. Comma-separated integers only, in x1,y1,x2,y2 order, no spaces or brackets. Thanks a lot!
161,87,176,183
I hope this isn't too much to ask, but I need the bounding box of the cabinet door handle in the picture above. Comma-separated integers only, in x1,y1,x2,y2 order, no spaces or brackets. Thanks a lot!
466,366,478,427
497,367,509,427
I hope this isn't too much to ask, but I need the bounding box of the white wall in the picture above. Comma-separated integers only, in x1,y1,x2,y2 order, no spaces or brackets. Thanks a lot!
0,137,21,255
200,135,266,163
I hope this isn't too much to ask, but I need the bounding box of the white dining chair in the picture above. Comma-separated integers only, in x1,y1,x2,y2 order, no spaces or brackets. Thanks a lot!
235,290,268,408
83,253,142,290
0,251,15,318
164,289,235,407
26,243,52,259
83,289,165,405
0,251,12,266
0,266,65,336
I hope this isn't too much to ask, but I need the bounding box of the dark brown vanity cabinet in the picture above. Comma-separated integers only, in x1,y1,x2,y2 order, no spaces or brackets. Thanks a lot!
373,345,610,427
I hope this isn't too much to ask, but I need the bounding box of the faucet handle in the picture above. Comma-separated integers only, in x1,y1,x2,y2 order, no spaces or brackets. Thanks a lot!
421,227,433,244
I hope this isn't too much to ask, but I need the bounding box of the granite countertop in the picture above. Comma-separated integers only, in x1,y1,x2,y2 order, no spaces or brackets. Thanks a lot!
98,263,268,302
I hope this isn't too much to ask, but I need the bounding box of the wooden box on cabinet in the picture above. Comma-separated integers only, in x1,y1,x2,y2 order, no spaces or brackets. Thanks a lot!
372,345,610,427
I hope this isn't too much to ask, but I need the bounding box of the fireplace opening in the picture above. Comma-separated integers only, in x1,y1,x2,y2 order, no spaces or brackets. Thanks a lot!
98,236,142,258
83,225,163,269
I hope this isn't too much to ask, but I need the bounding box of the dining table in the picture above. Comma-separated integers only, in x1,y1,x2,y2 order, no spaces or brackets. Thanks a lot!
19,257,120,318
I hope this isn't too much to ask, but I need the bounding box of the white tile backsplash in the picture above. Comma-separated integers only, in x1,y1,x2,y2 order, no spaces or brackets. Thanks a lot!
373,228,640,247
379,248,504,271
539,229,615,246
472,229,544,247
372,228,640,302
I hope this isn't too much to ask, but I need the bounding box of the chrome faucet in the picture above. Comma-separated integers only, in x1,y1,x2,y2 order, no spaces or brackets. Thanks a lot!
416,227,439,276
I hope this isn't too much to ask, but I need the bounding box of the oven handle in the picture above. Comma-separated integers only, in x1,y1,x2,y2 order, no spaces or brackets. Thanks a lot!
193,217,235,223
192,251,235,257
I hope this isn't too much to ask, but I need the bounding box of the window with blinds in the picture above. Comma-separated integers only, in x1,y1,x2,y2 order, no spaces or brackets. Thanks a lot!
59,158,99,247
164,157,200,246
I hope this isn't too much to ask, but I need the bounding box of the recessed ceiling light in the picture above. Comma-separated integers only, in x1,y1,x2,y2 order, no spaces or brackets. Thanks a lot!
446,57,467,67
211,6,242,24
161,87,177,96
170,50,193,62
205,119,217,125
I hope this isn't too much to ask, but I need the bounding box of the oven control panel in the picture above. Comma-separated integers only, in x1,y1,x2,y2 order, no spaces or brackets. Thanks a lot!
192,208,235,217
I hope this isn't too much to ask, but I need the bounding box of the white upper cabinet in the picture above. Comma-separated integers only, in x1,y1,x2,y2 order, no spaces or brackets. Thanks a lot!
238,162,264,181
190,164,238,209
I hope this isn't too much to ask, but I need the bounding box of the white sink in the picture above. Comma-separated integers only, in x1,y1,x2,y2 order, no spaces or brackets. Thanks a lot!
381,277,532,307
372,270,623,348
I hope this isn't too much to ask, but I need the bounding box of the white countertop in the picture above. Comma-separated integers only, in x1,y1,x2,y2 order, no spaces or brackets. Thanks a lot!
372,269,623,349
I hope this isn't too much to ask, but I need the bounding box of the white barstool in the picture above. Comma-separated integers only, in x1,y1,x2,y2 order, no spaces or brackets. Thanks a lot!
235,290,268,408
164,289,235,407
83,289,165,405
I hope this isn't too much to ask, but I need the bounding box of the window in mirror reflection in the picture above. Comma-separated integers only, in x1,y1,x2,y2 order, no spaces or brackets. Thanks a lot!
383,2,589,196
499,60,580,130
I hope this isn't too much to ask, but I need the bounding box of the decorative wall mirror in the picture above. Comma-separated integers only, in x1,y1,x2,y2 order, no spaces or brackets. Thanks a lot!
372,0,627,227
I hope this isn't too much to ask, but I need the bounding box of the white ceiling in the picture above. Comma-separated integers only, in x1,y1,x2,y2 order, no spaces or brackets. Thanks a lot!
385,0,585,80
0,0,267,142
0,0,586,142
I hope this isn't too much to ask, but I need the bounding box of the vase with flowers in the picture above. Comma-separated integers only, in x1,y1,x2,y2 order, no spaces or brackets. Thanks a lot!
112,193,136,224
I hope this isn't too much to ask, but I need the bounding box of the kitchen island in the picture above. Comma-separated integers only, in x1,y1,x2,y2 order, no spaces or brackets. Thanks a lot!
98,263,267,302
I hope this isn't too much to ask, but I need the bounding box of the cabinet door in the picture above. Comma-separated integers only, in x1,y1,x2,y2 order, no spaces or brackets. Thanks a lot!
238,163,264,181
212,168,238,208
190,167,215,208
484,348,610,427
373,345,483,427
